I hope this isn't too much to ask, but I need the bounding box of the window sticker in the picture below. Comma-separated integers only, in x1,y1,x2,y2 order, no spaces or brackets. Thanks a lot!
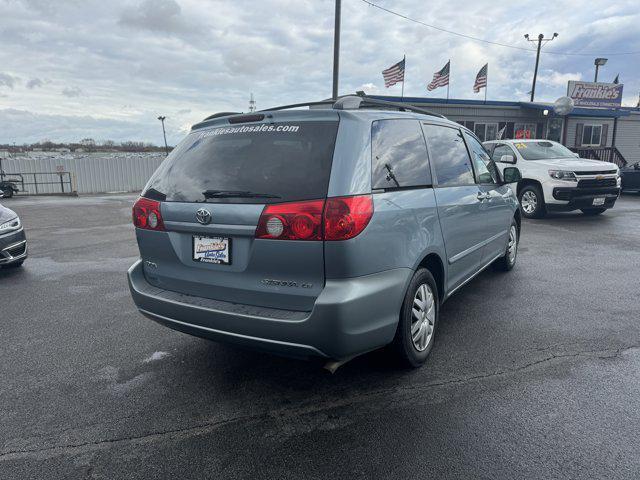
514,143,527,150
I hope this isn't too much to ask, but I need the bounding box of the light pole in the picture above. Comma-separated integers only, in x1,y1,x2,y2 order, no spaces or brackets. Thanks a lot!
332,0,341,99
594,58,608,82
157,116,168,156
524,32,558,102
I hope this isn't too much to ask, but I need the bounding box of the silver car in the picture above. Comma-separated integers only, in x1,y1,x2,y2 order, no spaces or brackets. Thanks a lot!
128,96,522,368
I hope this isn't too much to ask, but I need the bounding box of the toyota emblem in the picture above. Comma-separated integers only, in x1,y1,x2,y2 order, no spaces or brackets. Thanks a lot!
195,208,212,225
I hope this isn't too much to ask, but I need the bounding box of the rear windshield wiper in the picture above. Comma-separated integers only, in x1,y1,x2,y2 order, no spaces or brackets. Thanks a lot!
202,190,282,199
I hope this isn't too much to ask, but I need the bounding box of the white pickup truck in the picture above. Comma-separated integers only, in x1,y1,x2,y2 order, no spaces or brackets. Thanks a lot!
483,139,620,218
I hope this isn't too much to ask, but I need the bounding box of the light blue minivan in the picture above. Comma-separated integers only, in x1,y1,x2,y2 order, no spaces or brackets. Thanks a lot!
128,96,522,368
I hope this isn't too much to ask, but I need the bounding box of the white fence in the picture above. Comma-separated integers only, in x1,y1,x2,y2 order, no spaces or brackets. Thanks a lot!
0,152,165,194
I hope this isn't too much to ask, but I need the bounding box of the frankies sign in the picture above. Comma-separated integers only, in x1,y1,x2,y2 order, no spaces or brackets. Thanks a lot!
567,81,623,108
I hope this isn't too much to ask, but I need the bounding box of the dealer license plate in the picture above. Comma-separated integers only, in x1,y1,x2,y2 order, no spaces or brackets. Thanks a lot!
193,235,231,264
592,197,605,206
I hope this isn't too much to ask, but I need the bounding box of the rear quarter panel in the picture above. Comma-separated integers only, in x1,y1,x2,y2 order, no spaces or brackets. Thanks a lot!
324,189,446,280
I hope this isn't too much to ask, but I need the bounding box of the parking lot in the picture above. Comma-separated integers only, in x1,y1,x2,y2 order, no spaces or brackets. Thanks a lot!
1,193,639,479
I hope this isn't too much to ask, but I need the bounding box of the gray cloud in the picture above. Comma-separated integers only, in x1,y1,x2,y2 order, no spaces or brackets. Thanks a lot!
118,0,200,36
61,86,83,97
0,0,638,144
26,77,45,89
0,73,20,89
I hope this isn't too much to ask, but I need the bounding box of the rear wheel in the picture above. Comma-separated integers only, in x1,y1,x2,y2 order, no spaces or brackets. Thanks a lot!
1,187,13,198
581,208,607,215
518,185,545,219
392,268,439,368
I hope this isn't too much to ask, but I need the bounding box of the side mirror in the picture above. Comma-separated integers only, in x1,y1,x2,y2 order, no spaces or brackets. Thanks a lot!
572,152,580,158
502,167,522,184
499,154,516,164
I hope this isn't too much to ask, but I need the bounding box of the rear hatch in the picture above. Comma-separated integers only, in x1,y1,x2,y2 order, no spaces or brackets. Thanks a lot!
137,112,339,312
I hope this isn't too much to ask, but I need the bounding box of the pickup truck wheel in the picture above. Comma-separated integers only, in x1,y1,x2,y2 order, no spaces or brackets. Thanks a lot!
518,185,545,218
494,219,518,271
392,268,439,368
581,208,607,215
1,187,13,198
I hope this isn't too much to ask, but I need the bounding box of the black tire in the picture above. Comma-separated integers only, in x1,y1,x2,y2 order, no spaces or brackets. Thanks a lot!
494,218,519,271
518,184,546,219
1,187,13,198
580,208,607,215
4,260,23,268
392,268,439,368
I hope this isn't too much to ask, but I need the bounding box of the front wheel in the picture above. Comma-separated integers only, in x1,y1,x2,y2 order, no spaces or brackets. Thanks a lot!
1,187,13,199
392,268,439,368
494,219,519,271
581,208,607,216
518,185,546,219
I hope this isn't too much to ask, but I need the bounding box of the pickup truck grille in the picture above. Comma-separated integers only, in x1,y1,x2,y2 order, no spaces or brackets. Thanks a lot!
577,178,617,188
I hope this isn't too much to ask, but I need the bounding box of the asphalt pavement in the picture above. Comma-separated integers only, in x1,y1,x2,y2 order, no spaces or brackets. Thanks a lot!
1,193,640,479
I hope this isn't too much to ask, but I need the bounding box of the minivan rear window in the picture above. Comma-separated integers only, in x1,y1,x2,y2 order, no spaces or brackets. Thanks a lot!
143,121,339,204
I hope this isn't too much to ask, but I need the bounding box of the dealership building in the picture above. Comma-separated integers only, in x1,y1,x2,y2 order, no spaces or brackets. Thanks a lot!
371,82,639,167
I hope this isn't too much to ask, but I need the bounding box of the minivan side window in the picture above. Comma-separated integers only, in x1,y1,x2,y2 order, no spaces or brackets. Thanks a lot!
463,132,500,184
422,124,474,187
371,119,432,189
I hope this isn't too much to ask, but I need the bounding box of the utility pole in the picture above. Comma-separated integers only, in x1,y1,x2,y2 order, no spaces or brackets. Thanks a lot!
524,33,558,102
157,116,168,156
332,0,341,99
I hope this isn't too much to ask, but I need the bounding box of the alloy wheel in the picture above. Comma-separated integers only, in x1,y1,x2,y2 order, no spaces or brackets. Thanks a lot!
521,191,537,214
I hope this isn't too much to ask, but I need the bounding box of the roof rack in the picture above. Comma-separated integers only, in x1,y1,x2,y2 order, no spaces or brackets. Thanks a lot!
334,95,445,118
257,95,445,118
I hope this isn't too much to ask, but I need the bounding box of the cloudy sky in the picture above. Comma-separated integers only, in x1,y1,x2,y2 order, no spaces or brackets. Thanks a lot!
1,0,639,145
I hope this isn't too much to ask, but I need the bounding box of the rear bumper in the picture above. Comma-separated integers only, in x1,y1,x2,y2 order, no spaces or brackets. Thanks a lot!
0,229,27,265
547,186,620,211
127,260,411,360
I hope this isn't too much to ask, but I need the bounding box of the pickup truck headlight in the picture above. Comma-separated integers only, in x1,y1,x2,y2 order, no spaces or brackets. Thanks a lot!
0,216,21,234
548,170,577,181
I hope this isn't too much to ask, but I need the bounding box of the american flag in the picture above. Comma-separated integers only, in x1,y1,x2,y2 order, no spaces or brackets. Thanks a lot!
382,58,405,88
427,61,450,91
473,63,488,93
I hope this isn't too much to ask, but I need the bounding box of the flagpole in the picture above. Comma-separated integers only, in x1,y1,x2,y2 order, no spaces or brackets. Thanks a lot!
401,54,405,100
484,64,488,104
446,60,450,102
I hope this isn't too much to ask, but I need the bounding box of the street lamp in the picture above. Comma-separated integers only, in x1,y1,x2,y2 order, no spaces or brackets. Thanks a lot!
594,58,608,83
157,116,169,156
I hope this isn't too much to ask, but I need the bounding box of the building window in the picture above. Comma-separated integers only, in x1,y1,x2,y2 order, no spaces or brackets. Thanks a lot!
581,125,602,147
473,123,499,142
546,118,563,142
514,123,536,139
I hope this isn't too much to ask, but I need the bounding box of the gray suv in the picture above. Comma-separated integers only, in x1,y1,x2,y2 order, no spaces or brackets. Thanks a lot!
128,96,522,368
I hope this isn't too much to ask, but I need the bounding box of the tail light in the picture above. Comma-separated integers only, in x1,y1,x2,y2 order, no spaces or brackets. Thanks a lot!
323,195,373,240
133,197,165,231
255,195,373,241
255,199,324,240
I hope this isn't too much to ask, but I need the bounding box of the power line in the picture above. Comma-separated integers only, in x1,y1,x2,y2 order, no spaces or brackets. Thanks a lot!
359,0,640,57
